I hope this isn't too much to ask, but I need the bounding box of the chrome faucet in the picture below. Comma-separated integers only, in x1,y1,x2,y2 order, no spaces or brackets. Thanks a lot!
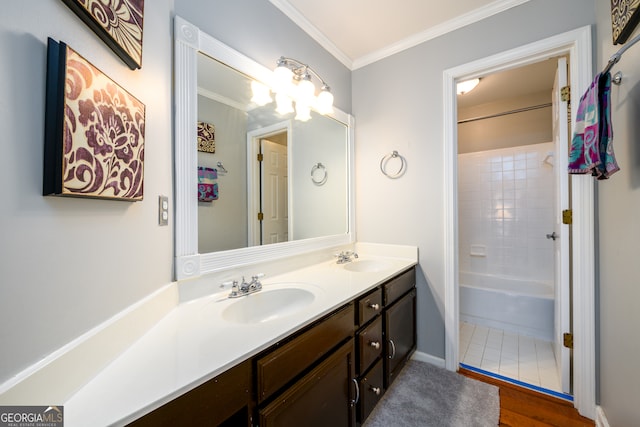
335,250,358,264
225,273,264,298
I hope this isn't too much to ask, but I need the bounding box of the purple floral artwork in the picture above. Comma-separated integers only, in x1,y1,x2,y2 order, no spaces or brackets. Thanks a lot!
62,0,144,69
62,45,145,200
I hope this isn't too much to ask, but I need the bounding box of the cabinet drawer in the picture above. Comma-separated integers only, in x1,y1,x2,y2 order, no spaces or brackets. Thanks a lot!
383,267,415,306
356,287,382,327
358,359,384,424
256,303,354,403
357,315,382,374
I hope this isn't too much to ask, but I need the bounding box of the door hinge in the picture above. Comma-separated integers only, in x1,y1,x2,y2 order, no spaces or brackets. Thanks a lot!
561,85,571,102
562,209,572,225
257,212,264,221
257,153,263,162
563,332,574,349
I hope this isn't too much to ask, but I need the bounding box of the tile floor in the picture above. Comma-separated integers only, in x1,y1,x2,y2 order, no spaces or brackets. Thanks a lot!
459,321,561,392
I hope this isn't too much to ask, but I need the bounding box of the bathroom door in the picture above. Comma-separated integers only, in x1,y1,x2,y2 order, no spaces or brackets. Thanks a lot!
552,57,571,394
260,139,289,244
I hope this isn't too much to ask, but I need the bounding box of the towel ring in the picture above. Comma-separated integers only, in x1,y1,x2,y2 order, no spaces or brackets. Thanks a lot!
380,151,406,179
311,162,328,185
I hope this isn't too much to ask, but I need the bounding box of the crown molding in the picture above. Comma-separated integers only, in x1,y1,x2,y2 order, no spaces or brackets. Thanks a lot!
269,0,353,69
270,0,531,70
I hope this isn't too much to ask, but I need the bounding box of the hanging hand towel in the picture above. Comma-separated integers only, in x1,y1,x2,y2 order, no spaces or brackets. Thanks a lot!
197,166,219,201
568,72,619,179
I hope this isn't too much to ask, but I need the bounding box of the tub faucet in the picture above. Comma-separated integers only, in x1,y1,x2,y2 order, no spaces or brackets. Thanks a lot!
335,250,358,264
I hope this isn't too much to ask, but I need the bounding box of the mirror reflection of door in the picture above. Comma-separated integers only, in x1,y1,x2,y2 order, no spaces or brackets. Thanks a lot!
260,132,288,245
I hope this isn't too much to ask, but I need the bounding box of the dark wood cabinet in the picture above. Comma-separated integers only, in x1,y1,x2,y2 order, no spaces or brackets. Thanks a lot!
258,339,357,427
127,266,416,427
384,288,417,387
126,359,252,427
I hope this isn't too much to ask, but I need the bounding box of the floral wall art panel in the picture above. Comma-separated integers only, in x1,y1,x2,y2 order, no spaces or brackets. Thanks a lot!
61,0,144,69
611,0,640,44
43,38,145,201
197,121,215,153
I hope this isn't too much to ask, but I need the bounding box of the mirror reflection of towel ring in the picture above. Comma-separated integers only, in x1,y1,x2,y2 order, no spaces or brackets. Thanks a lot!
380,151,406,179
311,162,328,185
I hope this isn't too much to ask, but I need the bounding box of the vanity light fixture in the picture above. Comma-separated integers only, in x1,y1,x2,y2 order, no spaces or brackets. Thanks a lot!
456,78,480,95
251,56,334,121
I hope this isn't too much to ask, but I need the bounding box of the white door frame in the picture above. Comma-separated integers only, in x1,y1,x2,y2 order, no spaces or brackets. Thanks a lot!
443,26,596,418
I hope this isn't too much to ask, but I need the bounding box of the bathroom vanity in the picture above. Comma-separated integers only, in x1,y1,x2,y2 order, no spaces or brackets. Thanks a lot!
127,265,416,426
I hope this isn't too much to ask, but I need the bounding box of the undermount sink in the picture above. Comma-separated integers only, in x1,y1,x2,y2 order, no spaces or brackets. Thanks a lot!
222,286,316,324
342,259,393,273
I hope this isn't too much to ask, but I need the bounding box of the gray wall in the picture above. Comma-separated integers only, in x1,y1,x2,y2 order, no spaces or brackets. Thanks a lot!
595,2,640,425
0,1,174,384
352,0,596,361
175,0,352,114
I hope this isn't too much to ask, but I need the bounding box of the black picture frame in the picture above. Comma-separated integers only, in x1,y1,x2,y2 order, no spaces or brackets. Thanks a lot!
611,0,640,44
43,38,146,201
61,0,144,69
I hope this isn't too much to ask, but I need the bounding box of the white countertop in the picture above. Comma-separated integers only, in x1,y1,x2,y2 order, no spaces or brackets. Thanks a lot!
64,250,417,426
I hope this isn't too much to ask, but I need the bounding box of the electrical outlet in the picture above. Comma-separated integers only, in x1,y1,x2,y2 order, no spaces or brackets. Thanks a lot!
159,195,169,226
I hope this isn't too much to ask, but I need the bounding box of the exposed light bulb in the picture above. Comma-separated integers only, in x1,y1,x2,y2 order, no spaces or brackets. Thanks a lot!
295,104,311,122
296,75,316,107
315,86,334,115
275,92,294,115
456,78,480,95
250,80,272,106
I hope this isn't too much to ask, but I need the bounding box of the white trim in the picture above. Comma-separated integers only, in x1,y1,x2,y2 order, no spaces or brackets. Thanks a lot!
443,26,595,419
411,351,446,369
596,406,611,427
173,16,355,280
269,0,531,70
268,0,353,69
353,0,531,69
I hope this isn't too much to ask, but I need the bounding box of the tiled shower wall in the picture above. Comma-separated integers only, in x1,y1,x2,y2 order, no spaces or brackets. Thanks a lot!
458,142,555,282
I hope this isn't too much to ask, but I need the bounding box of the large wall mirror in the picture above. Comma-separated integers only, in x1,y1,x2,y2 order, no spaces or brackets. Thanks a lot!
174,16,355,280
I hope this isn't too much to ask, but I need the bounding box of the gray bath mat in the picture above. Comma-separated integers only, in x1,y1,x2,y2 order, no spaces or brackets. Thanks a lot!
363,360,499,427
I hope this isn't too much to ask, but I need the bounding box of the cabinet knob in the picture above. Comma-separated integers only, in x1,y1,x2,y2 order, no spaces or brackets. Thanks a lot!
368,303,380,310
370,386,381,396
369,341,381,350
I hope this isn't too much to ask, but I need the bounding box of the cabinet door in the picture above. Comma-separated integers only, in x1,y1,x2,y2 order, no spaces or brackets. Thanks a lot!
384,289,416,387
259,339,356,427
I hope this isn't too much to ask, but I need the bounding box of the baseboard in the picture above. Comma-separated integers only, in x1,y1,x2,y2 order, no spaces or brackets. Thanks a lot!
411,351,446,369
0,283,178,404
595,406,610,427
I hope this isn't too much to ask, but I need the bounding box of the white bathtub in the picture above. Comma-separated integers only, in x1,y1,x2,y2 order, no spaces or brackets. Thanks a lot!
459,271,554,341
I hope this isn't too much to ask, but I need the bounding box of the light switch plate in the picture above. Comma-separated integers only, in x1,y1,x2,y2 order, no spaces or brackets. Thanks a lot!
159,195,169,226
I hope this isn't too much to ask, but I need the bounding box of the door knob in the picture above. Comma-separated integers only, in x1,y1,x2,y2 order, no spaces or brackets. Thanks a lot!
546,232,558,241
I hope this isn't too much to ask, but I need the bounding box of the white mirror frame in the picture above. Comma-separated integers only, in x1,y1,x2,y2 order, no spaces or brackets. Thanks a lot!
173,16,355,280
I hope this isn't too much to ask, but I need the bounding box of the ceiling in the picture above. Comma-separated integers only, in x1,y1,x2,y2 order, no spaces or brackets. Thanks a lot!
269,0,557,108
270,0,532,69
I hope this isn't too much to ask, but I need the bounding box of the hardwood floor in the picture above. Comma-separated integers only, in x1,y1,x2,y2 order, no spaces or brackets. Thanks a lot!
459,368,595,427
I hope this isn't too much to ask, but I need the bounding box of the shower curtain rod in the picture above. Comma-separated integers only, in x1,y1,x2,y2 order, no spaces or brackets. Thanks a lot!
457,102,552,124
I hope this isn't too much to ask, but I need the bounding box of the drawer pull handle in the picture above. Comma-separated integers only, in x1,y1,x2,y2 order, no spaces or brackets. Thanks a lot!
370,386,381,396
351,378,360,406
368,303,380,310
388,339,396,359
369,341,381,350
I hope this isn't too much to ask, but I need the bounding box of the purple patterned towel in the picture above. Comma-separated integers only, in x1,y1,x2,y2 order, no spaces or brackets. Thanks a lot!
568,72,619,179
197,166,218,201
